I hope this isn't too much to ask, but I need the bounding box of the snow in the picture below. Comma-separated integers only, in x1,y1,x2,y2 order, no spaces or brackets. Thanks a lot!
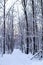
0,49,43,65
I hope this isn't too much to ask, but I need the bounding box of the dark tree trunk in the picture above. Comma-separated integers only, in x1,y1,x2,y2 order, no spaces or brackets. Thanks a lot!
41,0,43,58
32,0,35,55
22,0,29,54
3,0,5,54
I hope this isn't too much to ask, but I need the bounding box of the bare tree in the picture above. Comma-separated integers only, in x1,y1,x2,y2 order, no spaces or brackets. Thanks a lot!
10,7,14,52
32,0,35,55
3,0,5,54
22,0,29,54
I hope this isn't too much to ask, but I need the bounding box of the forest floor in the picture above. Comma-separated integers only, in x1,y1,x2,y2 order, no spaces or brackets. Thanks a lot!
0,49,43,65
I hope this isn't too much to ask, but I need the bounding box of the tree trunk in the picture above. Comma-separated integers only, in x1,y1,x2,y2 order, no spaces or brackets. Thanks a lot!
3,0,5,54
23,0,29,54
32,0,35,55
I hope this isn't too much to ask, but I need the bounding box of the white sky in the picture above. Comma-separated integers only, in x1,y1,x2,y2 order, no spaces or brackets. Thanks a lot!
5,0,17,14
5,0,24,35
5,0,22,15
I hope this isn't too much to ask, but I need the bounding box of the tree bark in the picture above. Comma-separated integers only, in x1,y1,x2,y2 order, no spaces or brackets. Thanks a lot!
32,0,35,55
22,0,29,54
3,0,5,54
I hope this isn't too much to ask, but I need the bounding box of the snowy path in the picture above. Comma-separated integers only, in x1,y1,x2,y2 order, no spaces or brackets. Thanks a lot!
0,49,43,65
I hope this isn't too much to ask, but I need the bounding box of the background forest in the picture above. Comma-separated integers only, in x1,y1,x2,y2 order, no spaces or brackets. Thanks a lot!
0,0,43,58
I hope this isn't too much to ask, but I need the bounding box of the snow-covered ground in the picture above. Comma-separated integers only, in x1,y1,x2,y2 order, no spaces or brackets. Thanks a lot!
0,49,43,65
